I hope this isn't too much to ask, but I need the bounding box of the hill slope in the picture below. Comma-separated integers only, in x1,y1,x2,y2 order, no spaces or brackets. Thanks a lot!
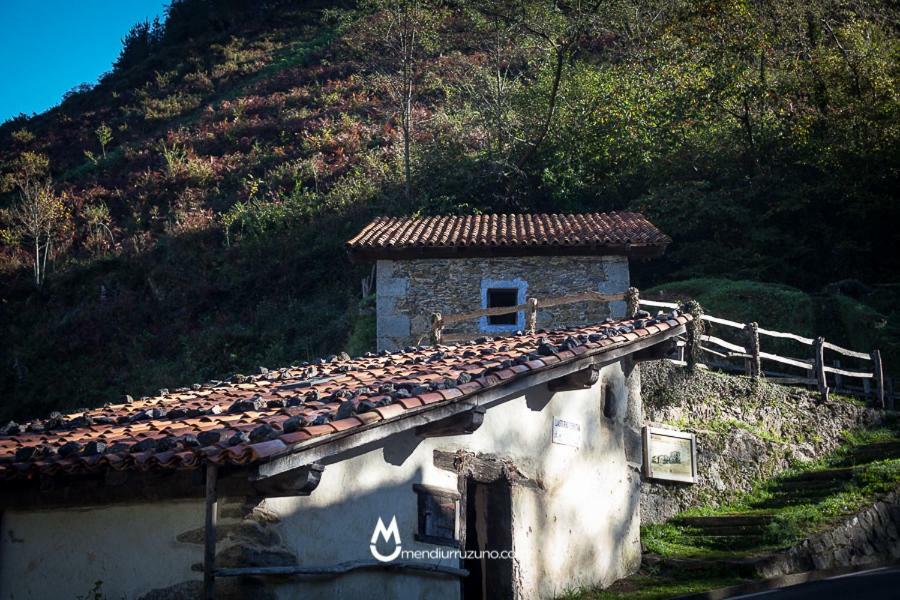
1,0,898,419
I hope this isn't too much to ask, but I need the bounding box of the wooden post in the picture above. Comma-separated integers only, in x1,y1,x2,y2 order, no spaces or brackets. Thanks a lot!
204,463,218,600
814,337,829,402
871,349,885,410
430,312,443,346
626,287,640,318
833,359,843,392
744,322,760,379
526,297,538,334
888,376,895,411
683,300,704,372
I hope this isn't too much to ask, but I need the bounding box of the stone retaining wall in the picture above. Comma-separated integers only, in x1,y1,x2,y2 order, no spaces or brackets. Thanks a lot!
639,362,884,524
755,487,900,577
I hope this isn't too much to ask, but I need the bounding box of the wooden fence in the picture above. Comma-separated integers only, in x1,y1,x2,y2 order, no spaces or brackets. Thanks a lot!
425,287,892,410
428,289,637,345
639,298,892,410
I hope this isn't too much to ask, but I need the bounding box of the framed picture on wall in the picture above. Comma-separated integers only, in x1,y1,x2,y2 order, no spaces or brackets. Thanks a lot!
642,426,697,483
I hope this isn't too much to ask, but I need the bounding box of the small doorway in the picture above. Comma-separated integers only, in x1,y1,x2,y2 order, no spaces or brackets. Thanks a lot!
462,478,514,600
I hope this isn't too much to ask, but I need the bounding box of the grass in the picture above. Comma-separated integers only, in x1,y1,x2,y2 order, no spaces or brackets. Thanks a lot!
644,423,900,559
575,420,900,599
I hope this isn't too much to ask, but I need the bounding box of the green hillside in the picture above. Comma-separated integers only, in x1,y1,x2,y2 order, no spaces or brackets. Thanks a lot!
1,0,898,420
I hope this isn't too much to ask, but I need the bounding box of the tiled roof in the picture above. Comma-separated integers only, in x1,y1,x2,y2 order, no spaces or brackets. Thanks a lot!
346,212,670,259
0,312,690,481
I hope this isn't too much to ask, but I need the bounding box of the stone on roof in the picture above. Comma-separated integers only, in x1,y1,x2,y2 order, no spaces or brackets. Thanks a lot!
0,313,690,481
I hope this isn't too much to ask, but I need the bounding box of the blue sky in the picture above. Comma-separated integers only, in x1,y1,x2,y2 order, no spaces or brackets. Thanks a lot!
0,1,169,124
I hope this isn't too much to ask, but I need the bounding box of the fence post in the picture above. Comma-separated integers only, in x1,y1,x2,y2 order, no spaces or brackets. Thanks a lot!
626,287,640,318
833,359,843,392
430,312,443,346
744,322,760,379
871,349,885,410
683,300,704,373
814,337,829,402
525,298,538,335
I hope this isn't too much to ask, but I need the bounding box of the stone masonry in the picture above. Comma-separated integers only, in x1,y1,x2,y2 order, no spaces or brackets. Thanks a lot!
755,487,900,577
376,255,630,351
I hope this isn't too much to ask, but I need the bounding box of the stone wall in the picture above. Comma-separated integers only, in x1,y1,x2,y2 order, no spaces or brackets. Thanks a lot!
638,362,884,524
755,486,900,577
375,255,629,351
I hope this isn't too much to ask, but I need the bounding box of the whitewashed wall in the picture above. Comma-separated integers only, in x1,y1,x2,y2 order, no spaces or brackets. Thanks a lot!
0,360,642,600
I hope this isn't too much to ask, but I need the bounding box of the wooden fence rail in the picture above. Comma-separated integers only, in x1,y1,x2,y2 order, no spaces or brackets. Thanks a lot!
423,287,890,409
638,298,888,409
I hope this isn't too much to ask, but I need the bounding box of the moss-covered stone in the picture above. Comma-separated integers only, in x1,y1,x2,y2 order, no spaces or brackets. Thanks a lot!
640,361,883,524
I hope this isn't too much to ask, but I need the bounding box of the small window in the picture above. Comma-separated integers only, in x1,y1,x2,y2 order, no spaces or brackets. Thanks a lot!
487,288,519,325
480,278,527,332
413,483,459,547
603,382,618,420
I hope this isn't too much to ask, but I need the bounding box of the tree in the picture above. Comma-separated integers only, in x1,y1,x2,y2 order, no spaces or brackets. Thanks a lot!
114,17,163,72
0,153,70,288
95,123,113,159
345,0,443,205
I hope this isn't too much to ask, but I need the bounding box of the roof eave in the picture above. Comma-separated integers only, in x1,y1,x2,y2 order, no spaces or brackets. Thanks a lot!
346,242,669,262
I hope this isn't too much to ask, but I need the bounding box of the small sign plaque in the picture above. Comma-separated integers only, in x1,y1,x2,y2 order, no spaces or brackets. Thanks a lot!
552,417,582,448
642,426,697,483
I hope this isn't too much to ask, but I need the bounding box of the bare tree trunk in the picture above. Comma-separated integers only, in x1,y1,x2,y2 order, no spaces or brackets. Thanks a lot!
516,45,566,170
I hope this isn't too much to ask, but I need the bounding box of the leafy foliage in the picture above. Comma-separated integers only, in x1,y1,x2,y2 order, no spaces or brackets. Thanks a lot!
0,0,897,418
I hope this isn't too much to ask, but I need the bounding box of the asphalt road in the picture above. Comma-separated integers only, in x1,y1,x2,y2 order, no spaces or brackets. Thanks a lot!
729,566,900,599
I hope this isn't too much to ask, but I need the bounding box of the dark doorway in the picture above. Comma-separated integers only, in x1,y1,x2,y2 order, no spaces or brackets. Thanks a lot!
462,478,514,600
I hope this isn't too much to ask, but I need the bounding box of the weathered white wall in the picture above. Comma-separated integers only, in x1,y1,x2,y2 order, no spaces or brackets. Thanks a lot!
0,500,204,599
0,361,642,600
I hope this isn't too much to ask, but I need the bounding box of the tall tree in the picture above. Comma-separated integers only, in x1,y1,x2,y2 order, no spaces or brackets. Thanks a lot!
345,0,443,205
1,153,70,288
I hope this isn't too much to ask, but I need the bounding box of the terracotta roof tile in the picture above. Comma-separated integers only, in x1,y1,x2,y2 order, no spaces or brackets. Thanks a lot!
346,212,670,259
0,312,691,481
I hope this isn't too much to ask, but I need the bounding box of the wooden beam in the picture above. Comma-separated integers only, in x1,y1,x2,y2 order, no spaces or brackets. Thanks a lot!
872,349,885,410
415,407,485,438
822,365,874,379
203,463,218,600
815,337,829,402
0,462,323,511
626,287,640,317
547,365,600,391
759,351,814,370
824,341,872,360
757,327,815,345
632,339,677,364
638,299,679,309
430,312,443,346
745,322,761,379
701,334,747,354
215,560,469,579
701,314,745,329
525,297,538,334
251,463,324,496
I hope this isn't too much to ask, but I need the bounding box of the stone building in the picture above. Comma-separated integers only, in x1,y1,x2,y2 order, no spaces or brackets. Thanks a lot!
346,213,670,351
0,313,690,599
